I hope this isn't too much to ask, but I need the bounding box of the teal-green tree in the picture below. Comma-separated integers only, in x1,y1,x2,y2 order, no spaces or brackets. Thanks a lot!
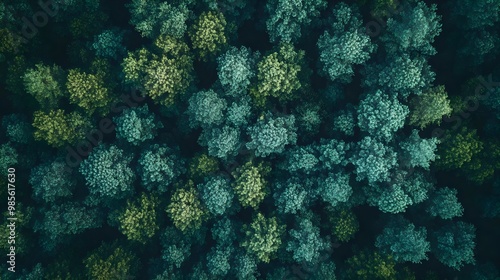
114,104,163,146
207,244,233,277
1,114,33,144
318,171,352,208
430,221,476,270
198,125,242,159
318,2,376,83
138,144,185,193
29,158,75,203
217,46,258,96
357,89,409,141
79,144,135,205
375,216,430,263
399,130,439,169
265,0,326,43
127,0,189,39
380,1,441,56
187,89,227,129
246,113,297,157
351,136,398,183
273,177,312,214
92,29,126,59
425,187,464,220
286,218,331,264
198,175,234,216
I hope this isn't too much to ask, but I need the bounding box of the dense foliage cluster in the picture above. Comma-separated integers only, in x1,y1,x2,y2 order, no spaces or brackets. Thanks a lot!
1,0,499,279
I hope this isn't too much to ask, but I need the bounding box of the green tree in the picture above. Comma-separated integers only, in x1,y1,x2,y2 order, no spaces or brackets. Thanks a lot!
273,177,312,214
435,127,484,169
66,69,112,115
112,193,159,244
207,244,233,277
189,11,227,60
241,213,286,263
188,153,219,181
328,209,359,243
232,161,271,209
32,110,91,148
246,113,297,157
167,184,206,232
399,130,439,169
345,251,397,280
22,64,65,110
318,171,352,208
351,136,398,183
92,29,126,59
84,242,139,280
1,114,33,144
408,85,452,129
198,125,242,159
265,0,326,43
0,143,17,176
251,44,307,106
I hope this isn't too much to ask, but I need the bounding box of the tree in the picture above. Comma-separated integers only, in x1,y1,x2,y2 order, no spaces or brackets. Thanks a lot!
251,44,307,106
22,64,65,110
364,182,413,214
127,0,189,39
211,217,237,245
363,54,435,99
318,171,352,208
1,114,33,144
408,85,452,129
399,130,439,170
29,158,75,203
198,125,242,159
188,153,219,181
279,145,319,175
345,251,397,280
32,110,91,148
79,144,135,205
84,242,139,280
246,113,297,157
294,103,323,137
66,69,112,115
286,218,331,264
34,202,102,251
333,108,356,137
92,29,126,59
121,36,193,106
232,161,271,209
435,127,484,170
0,143,17,176
273,177,312,214
138,144,185,193
316,138,350,169
189,11,227,60
450,0,500,30
166,184,206,232
357,90,409,141
351,136,398,183
198,175,234,216
375,216,430,263
265,0,326,43
226,99,253,127
114,104,163,146
430,221,476,270
112,193,159,244
187,89,227,129
318,3,376,83
232,251,259,280
217,46,258,96
207,244,233,277
241,213,286,263
328,209,359,243
380,1,441,56
425,187,464,220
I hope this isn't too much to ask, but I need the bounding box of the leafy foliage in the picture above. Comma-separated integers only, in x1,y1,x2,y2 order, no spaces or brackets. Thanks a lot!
114,104,163,146
198,175,234,216
425,187,464,220
430,221,476,270
189,11,227,60
32,110,91,148
408,85,452,128
22,64,65,110
232,161,271,209
138,144,185,193
286,218,330,264
167,184,206,232
246,113,297,157
241,213,286,263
